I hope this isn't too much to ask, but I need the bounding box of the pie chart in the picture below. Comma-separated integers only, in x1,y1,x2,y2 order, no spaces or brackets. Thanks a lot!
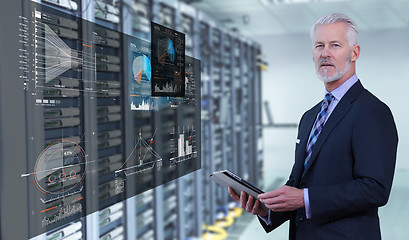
133,55,151,84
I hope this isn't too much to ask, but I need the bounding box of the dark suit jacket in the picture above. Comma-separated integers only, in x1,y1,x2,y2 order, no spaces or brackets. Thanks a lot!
259,80,398,240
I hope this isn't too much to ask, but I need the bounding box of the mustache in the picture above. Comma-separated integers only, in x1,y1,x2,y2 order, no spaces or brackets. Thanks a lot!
319,58,335,67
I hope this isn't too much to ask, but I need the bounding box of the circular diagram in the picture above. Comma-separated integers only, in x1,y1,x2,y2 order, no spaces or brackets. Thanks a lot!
157,38,175,66
33,139,88,195
132,54,151,84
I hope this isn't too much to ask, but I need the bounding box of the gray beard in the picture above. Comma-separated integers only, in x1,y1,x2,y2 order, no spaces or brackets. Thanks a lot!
316,57,352,83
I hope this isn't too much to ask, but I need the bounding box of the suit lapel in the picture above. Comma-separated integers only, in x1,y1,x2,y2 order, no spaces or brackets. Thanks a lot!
293,105,320,185
302,81,364,179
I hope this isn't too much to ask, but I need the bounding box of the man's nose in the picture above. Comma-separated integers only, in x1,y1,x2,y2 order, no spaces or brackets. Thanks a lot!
321,45,331,58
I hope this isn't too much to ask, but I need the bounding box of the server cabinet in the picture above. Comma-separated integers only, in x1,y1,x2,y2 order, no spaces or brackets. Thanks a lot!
196,9,264,238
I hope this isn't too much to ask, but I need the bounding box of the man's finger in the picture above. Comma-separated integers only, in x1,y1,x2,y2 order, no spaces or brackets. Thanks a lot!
252,198,261,215
240,191,247,208
228,187,240,202
261,195,285,205
246,195,254,212
258,189,280,200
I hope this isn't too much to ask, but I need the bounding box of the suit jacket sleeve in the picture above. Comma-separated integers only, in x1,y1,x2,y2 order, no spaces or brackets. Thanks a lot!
308,99,398,223
257,211,292,233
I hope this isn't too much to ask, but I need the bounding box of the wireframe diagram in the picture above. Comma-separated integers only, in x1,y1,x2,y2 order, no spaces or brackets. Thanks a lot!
36,23,94,82
19,8,99,104
169,126,198,166
115,129,162,177
34,10,96,80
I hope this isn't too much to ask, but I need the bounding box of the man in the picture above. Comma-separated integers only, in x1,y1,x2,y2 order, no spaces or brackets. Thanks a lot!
229,13,398,240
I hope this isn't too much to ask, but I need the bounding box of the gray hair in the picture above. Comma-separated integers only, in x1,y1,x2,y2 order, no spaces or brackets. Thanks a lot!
310,13,358,47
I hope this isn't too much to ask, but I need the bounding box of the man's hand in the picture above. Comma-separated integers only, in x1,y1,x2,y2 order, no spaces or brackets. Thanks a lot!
258,185,304,212
228,187,268,217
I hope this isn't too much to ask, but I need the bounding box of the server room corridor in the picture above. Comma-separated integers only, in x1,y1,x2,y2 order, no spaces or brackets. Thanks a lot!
1,1,408,240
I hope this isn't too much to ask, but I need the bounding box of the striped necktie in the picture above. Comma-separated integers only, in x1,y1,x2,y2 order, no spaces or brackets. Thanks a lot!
304,93,334,169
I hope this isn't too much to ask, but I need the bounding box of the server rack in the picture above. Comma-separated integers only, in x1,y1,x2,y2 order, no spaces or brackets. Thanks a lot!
196,9,264,238
131,0,150,39
197,14,217,228
94,23,125,240
90,1,127,240
178,5,202,239
27,1,86,239
251,47,264,189
0,0,263,239
219,31,233,206
152,2,180,239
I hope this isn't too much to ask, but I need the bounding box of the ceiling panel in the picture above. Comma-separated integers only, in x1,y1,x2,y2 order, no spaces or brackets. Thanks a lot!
241,14,287,36
184,0,409,37
389,2,409,23
270,5,316,33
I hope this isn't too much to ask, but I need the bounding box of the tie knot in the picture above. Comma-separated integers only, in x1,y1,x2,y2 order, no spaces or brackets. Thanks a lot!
324,93,334,105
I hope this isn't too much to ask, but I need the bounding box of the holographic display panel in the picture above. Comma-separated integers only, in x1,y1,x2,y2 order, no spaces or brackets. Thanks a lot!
151,22,186,97
12,1,200,238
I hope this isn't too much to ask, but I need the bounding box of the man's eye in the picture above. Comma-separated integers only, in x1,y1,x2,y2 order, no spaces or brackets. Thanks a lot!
333,44,340,48
315,45,323,48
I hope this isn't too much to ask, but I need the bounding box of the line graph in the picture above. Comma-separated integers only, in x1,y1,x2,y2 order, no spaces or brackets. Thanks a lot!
115,129,162,176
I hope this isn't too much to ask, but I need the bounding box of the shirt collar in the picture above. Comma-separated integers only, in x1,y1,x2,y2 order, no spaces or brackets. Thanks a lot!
326,74,359,101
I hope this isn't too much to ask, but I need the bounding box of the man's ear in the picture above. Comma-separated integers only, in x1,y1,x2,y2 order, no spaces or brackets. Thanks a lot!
351,44,360,62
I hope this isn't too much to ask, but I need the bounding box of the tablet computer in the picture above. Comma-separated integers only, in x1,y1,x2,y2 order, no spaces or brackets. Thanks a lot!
209,170,267,210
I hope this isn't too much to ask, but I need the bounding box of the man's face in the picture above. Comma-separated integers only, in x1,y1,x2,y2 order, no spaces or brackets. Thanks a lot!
312,22,354,82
